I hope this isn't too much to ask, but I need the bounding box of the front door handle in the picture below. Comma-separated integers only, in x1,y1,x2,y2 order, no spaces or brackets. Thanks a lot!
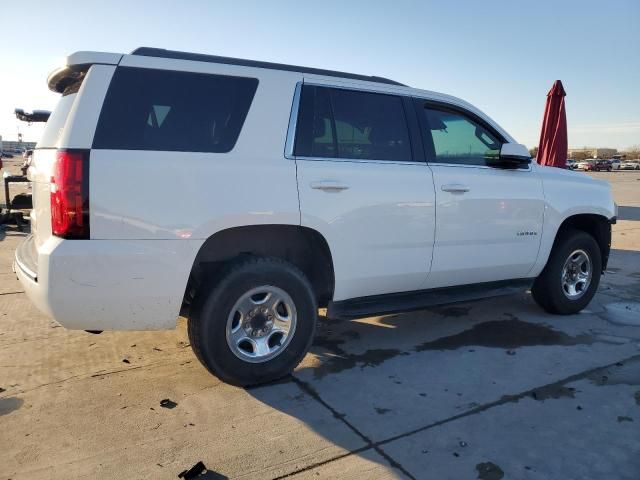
441,184,470,193
310,181,350,192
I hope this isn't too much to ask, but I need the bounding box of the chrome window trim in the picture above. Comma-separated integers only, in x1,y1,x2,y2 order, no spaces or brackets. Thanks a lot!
293,156,426,166
284,81,420,164
428,162,532,172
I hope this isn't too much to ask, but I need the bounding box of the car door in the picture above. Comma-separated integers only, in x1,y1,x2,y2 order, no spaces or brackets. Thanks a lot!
415,100,545,289
291,83,436,301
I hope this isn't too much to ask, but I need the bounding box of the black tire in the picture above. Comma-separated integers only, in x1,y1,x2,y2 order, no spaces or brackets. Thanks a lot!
531,229,601,315
188,256,317,386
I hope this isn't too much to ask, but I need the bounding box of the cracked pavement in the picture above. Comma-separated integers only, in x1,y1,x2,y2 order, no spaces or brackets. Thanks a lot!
1,168,639,479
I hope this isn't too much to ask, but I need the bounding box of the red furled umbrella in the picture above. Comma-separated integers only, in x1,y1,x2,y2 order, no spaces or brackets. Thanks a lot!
537,80,567,167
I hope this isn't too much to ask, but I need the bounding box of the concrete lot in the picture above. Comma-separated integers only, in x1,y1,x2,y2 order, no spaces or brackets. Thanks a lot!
1,164,639,479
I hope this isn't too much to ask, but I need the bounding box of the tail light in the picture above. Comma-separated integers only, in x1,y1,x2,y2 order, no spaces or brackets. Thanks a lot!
51,149,90,239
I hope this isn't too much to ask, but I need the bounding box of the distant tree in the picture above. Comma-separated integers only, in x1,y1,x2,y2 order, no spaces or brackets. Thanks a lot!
529,146,539,158
623,144,640,159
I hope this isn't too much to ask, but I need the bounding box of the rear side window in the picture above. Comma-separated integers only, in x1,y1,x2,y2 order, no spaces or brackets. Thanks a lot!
93,67,258,152
294,85,412,162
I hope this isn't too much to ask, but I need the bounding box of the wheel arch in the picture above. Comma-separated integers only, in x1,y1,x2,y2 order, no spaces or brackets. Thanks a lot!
552,213,612,272
183,225,335,313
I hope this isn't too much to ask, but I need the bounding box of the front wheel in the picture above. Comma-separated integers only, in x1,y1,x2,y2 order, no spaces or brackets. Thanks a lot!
531,229,602,315
188,257,317,386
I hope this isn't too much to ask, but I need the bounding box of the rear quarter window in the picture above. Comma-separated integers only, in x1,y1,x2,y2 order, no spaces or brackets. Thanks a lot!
92,67,258,153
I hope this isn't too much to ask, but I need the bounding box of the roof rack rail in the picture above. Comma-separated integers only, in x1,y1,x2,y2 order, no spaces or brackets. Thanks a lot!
130,47,406,87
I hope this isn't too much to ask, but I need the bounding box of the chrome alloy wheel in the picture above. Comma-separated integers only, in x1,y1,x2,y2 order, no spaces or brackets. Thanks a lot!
226,286,297,363
561,249,592,300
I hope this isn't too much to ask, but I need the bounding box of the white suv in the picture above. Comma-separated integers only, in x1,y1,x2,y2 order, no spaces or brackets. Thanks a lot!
15,48,616,385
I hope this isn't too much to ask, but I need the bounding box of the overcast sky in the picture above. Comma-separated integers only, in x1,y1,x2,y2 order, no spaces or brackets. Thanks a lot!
1,0,638,150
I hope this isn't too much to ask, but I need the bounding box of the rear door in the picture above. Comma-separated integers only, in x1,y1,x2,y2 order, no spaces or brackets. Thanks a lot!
415,100,544,288
293,83,436,301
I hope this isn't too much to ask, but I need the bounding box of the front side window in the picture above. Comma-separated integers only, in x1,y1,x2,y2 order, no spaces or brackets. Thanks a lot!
423,107,502,166
295,85,412,162
93,67,258,153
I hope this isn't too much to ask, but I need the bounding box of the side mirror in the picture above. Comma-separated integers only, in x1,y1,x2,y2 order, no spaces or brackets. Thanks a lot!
487,143,532,169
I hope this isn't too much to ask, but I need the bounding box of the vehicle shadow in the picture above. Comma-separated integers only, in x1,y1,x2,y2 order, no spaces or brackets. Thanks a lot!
244,248,640,476
244,295,562,475
618,206,640,221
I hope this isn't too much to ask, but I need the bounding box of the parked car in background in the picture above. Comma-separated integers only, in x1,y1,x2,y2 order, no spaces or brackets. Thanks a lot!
16,47,617,386
578,160,613,172
609,159,621,170
620,160,640,170
592,160,612,172
1,151,14,158
566,159,577,169
575,160,594,171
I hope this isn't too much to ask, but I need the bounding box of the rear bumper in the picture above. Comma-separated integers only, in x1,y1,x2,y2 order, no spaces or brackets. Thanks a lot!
15,234,38,281
15,235,199,330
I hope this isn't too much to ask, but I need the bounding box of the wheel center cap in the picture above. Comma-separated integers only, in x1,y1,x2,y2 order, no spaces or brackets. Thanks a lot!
244,309,274,337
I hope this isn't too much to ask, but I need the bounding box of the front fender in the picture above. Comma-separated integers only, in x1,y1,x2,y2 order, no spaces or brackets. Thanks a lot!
528,165,615,277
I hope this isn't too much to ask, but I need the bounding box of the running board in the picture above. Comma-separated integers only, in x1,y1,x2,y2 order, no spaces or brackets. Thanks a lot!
327,278,534,320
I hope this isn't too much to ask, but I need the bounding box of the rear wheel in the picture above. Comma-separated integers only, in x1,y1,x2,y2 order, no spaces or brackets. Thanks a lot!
188,256,317,386
531,229,601,315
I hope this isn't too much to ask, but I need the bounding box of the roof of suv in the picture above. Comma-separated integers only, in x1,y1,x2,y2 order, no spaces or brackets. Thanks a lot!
46,47,516,144
131,47,406,87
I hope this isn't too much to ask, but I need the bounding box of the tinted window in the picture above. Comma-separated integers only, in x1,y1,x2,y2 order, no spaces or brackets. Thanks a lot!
93,67,258,152
294,86,336,158
295,86,412,161
423,107,502,166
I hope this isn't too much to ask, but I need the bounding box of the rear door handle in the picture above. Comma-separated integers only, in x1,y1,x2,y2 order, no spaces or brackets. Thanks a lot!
441,184,470,193
310,181,350,192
